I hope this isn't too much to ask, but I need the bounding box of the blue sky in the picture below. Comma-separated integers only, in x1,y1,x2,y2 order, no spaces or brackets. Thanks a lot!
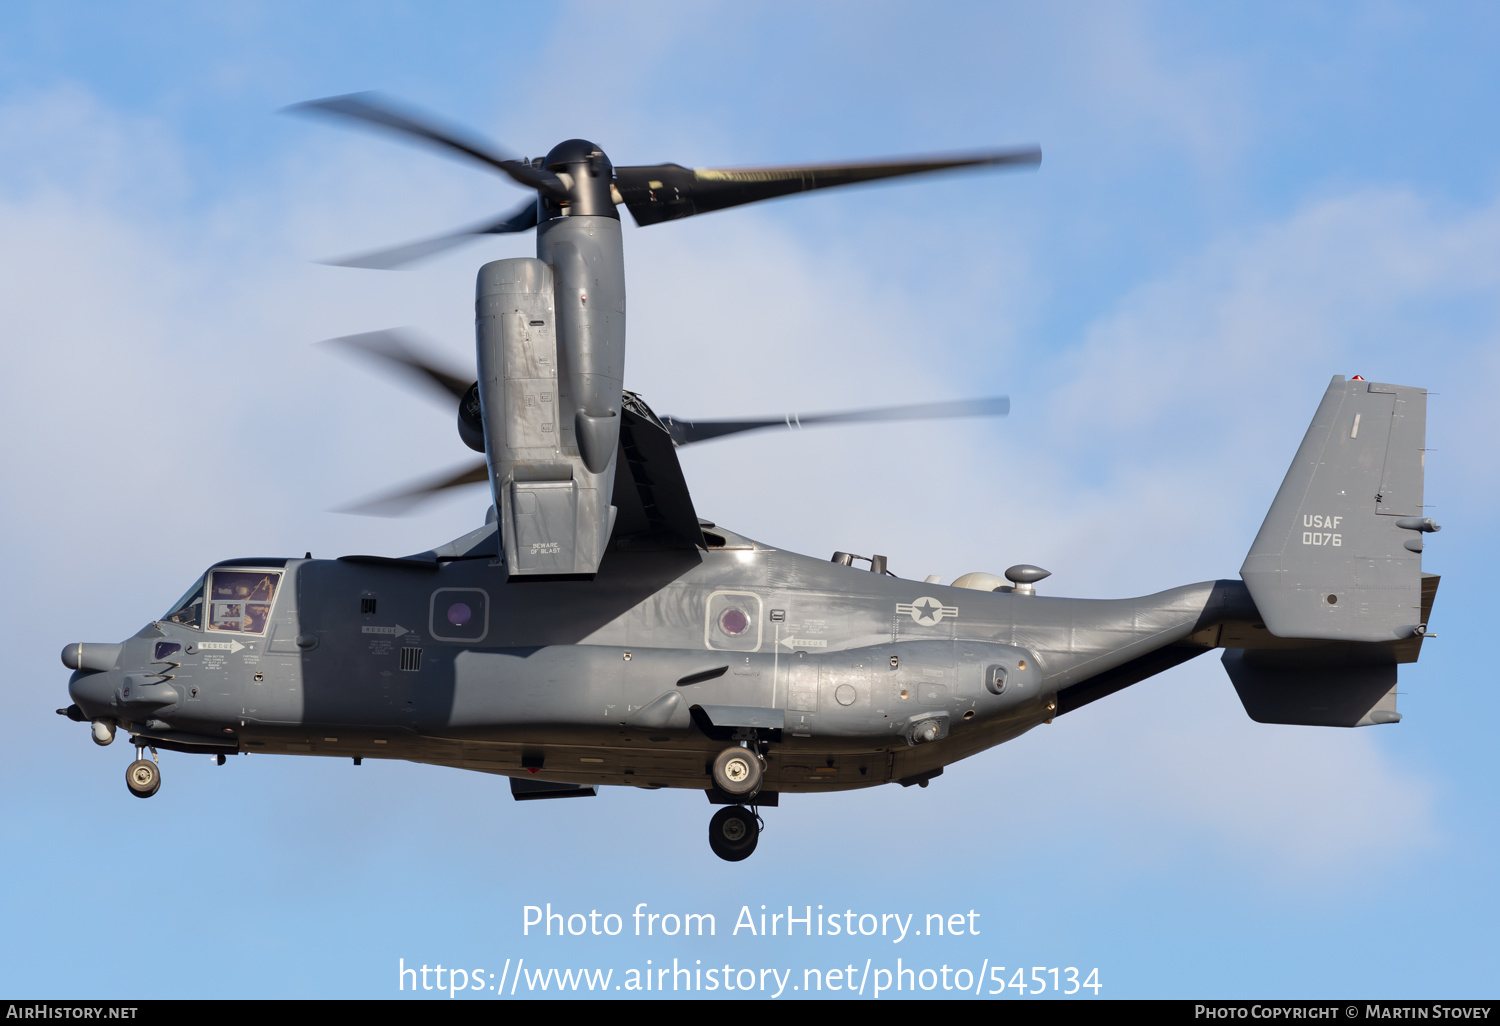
2,2,1497,999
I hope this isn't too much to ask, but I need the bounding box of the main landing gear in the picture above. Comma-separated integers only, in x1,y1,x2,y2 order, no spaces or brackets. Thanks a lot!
708,744,765,862
711,746,763,798
126,748,161,799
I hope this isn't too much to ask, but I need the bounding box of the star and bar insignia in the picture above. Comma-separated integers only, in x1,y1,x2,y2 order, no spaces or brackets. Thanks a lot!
896,596,959,626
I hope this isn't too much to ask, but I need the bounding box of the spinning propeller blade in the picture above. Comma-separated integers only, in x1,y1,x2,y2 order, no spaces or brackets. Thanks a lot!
291,92,1038,263
326,334,1010,516
613,150,1041,227
321,200,540,270
660,396,1010,446
338,459,489,517
286,92,567,199
322,329,473,402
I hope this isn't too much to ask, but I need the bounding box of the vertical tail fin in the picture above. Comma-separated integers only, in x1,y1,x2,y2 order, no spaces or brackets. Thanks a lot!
1240,375,1436,643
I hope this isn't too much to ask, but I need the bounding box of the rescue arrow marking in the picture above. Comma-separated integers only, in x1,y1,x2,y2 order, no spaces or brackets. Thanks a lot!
199,640,247,653
778,636,828,650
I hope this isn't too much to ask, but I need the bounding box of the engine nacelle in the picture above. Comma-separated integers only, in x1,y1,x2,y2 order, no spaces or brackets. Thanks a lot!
476,257,616,576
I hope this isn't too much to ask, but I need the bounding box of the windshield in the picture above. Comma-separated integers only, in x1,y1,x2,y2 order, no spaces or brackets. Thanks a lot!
208,569,281,634
164,575,205,629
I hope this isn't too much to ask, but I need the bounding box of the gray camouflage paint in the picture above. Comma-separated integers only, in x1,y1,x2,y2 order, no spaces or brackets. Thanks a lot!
64,519,1415,795
64,370,1440,794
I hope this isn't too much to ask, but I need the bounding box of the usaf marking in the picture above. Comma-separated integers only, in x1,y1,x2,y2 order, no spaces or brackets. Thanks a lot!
1302,514,1344,547
897,597,959,626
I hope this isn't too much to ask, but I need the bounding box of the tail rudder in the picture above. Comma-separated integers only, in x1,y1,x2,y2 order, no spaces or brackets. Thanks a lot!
1240,375,1437,643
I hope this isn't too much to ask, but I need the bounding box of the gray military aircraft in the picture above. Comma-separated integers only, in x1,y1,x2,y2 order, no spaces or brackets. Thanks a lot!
58,95,1439,861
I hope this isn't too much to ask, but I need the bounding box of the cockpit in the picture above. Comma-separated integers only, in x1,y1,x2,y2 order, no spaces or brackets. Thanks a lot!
163,566,284,635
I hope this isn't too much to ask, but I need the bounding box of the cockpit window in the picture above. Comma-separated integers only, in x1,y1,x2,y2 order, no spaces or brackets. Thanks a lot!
164,576,205,629
208,570,281,635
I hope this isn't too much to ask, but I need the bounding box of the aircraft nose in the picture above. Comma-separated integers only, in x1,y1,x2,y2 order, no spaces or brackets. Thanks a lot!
63,643,123,720
68,668,117,714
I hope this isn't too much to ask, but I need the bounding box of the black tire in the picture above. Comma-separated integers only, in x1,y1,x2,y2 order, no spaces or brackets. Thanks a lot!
711,747,762,797
708,806,759,862
125,759,160,799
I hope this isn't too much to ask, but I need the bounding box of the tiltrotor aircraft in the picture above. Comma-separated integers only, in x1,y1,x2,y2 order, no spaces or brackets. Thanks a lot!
58,95,1439,861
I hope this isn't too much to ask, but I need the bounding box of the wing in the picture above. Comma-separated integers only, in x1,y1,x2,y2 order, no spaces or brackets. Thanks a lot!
610,392,705,550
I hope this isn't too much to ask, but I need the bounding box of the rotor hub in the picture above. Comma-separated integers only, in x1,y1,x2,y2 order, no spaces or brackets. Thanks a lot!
542,138,616,218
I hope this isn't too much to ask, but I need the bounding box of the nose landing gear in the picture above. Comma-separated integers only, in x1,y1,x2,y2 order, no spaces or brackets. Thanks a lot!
708,805,760,862
126,747,161,799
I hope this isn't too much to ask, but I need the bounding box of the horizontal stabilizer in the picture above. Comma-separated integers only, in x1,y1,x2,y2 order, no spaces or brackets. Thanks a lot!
1221,573,1437,727
1241,376,1433,643
1223,648,1398,727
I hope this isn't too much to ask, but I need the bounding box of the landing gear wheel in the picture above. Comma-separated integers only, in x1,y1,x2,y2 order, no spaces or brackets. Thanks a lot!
711,746,763,798
125,759,160,799
708,806,759,862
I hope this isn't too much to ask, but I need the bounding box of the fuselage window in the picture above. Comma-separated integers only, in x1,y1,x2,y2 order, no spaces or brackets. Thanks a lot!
165,575,206,630
208,570,282,635
429,588,489,642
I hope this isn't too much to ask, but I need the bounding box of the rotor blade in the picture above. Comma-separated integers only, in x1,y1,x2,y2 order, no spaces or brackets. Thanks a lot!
614,149,1041,227
320,200,539,269
286,92,568,200
337,459,489,517
322,329,474,403
660,396,1010,447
